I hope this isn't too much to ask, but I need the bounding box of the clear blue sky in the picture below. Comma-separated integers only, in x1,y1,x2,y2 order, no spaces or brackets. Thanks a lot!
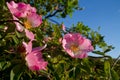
53,0,120,58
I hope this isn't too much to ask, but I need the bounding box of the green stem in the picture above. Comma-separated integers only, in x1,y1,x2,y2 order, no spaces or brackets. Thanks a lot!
111,54,120,69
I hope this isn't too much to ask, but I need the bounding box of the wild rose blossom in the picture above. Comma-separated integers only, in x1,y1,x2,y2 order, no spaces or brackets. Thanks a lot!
6,1,36,18
12,13,42,32
6,1,42,31
23,41,48,71
62,33,94,59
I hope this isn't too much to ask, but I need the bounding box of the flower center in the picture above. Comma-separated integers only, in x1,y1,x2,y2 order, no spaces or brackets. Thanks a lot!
24,20,32,29
70,44,79,53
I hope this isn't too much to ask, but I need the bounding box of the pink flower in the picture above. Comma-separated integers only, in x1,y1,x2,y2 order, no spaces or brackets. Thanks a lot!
62,33,94,59
6,1,42,31
26,13,42,27
25,29,35,41
12,14,42,32
6,1,36,18
23,41,48,71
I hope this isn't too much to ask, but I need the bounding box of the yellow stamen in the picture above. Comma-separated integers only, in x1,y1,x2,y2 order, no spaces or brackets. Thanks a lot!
70,44,79,53
24,20,32,29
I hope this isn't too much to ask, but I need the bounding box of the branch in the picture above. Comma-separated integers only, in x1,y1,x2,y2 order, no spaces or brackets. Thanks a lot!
45,3,64,19
0,20,24,26
48,18,60,25
112,54,120,69
45,9,63,19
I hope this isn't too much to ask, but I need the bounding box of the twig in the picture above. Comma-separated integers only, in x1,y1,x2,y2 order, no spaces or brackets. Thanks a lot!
0,20,24,26
48,18,60,25
45,3,64,19
111,54,120,69
45,9,63,19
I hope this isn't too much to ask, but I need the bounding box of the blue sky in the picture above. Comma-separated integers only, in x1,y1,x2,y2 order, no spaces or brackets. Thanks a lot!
53,0,120,58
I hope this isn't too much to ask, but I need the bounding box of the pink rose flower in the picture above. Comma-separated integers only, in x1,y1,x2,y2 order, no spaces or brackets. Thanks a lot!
62,33,94,59
12,14,42,32
23,41,48,71
6,1,42,31
6,1,36,18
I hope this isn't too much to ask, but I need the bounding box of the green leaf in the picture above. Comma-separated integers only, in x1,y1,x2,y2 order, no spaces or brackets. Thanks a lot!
15,30,23,38
53,25,61,39
0,25,5,29
69,12,73,18
76,22,83,33
0,61,11,71
10,64,23,80
12,36,19,44
92,51,105,55
104,61,110,75
90,31,95,39
111,69,119,80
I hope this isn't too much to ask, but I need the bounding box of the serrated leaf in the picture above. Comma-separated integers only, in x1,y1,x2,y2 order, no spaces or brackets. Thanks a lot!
10,64,23,80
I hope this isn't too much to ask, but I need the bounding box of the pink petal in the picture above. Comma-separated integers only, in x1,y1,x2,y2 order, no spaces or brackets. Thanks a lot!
6,1,36,18
32,44,47,52
80,38,94,51
25,50,47,71
25,29,35,41
62,24,66,32
6,1,18,14
23,41,32,54
27,13,42,27
78,53,88,59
